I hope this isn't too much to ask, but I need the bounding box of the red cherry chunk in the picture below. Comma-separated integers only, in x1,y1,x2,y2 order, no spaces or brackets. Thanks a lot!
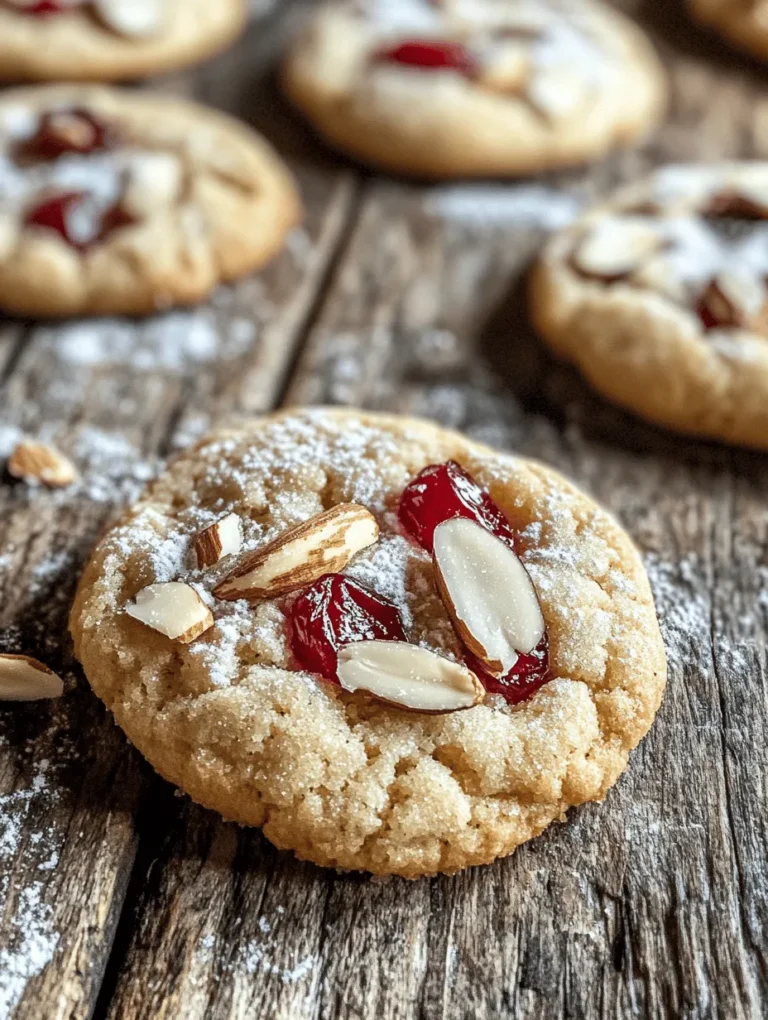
289,573,407,683
26,108,113,160
467,634,550,705
25,191,132,249
4,0,77,14
376,40,478,77
398,460,517,552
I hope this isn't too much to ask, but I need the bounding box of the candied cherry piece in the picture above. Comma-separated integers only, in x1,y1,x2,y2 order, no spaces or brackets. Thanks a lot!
376,40,478,77
289,573,406,683
466,634,550,706
398,460,517,553
25,191,133,249
5,0,75,14
26,108,113,160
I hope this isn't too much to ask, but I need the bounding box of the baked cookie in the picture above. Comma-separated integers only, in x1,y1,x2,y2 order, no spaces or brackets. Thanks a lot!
281,0,667,179
0,0,245,82
531,163,768,449
687,0,768,62
0,85,301,318
70,408,666,878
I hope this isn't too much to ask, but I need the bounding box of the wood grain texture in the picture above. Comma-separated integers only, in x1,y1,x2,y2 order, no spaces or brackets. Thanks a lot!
4,1,768,1018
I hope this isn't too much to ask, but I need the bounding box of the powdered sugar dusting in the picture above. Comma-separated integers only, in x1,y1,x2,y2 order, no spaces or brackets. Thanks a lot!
428,184,582,230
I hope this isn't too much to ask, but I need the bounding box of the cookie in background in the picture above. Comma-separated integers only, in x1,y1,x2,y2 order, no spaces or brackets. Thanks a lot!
282,0,667,178
0,85,301,318
0,0,246,81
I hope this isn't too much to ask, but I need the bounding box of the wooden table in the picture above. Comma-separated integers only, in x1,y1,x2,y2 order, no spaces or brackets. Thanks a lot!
2,2,768,1017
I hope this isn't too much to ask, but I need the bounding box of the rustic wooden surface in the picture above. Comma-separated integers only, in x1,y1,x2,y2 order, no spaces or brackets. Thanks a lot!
2,1,768,1018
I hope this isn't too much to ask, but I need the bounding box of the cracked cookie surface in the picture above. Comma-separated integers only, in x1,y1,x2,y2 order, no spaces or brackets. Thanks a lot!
0,85,301,317
70,408,667,878
282,0,667,178
0,0,245,82
531,163,768,449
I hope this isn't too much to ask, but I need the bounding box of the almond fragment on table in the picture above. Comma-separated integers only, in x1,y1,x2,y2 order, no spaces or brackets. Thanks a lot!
213,503,379,602
194,512,242,569
432,518,545,677
125,581,214,643
336,641,485,713
0,654,64,702
7,439,78,488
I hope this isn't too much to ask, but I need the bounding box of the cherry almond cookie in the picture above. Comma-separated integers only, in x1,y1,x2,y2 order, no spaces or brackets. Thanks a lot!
0,86,301,317
70,409,667,878
531,163,768,449
281,0,667,179
0,0,245,82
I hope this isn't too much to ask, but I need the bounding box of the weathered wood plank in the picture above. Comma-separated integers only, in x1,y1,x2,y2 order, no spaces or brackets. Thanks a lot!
0,4,356,1018
101,6,768,1019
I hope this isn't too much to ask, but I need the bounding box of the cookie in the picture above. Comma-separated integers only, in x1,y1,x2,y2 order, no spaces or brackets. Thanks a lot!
70,408,666,878
687,0,768,62
0,0,245,82
531,163,768,449
281,0,667,179
0,85,301,318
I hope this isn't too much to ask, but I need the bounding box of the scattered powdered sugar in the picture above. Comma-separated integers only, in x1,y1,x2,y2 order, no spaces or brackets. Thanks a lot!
427,184,582,230
345,531,421,628
0,755,65,1015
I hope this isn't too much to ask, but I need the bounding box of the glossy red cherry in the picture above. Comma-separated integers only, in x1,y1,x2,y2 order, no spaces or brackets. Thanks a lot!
376,40,478,77
398,460,517,553
5,0,76,14
25,191,133,249
466,634,550,705
25,108,113,160
288,573,407,682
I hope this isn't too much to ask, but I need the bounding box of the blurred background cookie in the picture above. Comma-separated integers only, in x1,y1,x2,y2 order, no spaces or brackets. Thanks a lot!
0,85,301,317
0,0,246,81
531,163,768,448
688,0,768,62
282,0,667,178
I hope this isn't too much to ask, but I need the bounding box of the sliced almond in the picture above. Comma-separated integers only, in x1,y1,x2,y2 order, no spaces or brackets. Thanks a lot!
93,0,165,38
0,654,63,702
125,582,214,643
433,518,544,677
526,67,591,121
194,513,242,569
476,45,530,95
336,641,484,713
699,271,768,335
213,504,379,602
572,218,663,282
7,439,78,488
122,153,183,219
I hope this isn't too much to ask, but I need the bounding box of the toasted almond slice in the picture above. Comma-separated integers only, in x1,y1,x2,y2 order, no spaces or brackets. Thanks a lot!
433,518,544,677
213,504,379,602
122,153,183,219
699,271,768,335
526,67,591,120
125,582,213,643
572,218,663,281
194,513,242,569
93,0,165,38
336,641,484,713
0,654,63,702
476,45,530,94
7,439,78,488
630,256,689,305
